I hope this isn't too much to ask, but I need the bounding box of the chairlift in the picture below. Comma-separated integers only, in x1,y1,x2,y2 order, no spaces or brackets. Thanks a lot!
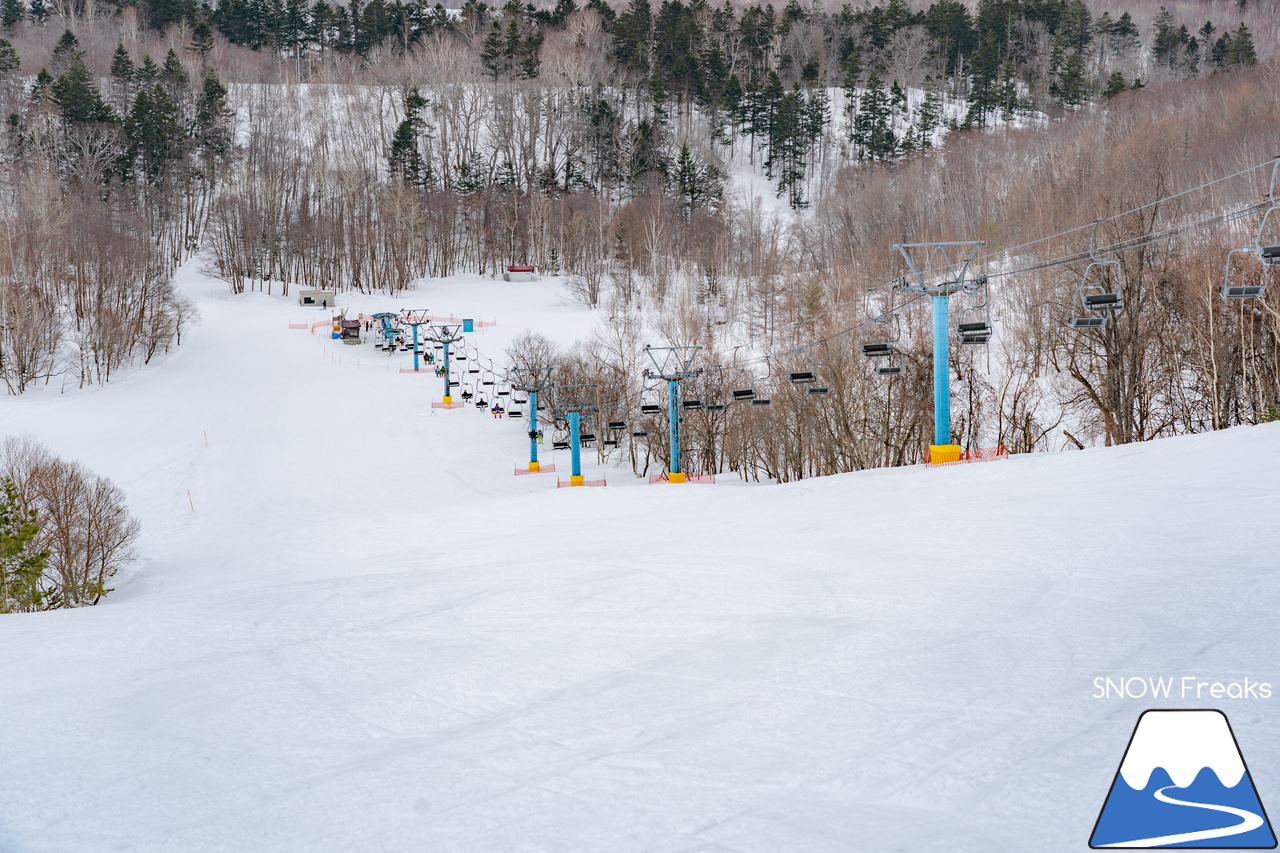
876,364,903,376
498,390,510,396
603,439,619,447
806,386,830,395
705,403,725,412
509,409,524,419
682,399,703,410
789,371,815,383
514,397,527,404
632,430,649,438
482,380,494,386
861,342,892,357
580,433,596,443
958,322,991,345
553,441,570,450
732,388,756,401
956,283,993,344
1069,223,1127,326
750,398,772,406
607,421,626,430
455,355,466,361
641,404,661,415
1221,239,1273,299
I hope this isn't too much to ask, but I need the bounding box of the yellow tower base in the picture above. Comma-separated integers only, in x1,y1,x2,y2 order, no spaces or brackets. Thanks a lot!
570,474,585,486
442,395,452,404
528,461,540,473
668,472,687,483
929,444,963,465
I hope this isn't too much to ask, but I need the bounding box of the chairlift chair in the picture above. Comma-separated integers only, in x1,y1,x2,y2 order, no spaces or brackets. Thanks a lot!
806,386,830,395
607,421,627,430
705,403,725,412
682,399,703,410
1220,244,1270,299
789,371,816,383
553,441,570,450
603,439,619,447
750,398,772,406
732,388,756,401
632,430,649,438
641,404,661,415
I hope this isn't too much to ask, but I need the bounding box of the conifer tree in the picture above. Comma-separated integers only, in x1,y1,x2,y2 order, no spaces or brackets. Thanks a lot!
0,37,17,74
188,20,215,58
50,58,115,123
193,70,232,159
110,43,134,82
1226,23,1256,68
1,0,23,31
26,0,43,22
124,83,183,180
0,478,49,614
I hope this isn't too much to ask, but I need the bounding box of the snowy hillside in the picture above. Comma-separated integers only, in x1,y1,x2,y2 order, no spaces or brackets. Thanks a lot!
1,265,1278,852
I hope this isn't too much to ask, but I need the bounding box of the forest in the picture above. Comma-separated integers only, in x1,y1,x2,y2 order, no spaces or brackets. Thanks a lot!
0,0,1278,480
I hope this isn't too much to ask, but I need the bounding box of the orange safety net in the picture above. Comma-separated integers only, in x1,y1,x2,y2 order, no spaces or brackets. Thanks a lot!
556,478,606,488
514,464,556,475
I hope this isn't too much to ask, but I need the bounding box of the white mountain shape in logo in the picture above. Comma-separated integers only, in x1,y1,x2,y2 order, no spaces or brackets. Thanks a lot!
1119,710,1246,790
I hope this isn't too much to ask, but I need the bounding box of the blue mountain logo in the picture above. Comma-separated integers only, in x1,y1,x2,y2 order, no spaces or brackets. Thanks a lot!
1091,710,1276,848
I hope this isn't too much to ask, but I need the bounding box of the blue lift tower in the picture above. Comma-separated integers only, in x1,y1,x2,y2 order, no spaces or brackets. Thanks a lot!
641,345,703,483
511,366,554,473
891,241,987,465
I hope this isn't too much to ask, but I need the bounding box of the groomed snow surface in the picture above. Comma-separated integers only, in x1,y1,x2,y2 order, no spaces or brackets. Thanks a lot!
1,264,1278,852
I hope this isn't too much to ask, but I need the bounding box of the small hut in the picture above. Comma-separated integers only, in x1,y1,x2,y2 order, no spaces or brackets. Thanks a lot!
299,289,338,307
339,318,362,345
503,265,538,282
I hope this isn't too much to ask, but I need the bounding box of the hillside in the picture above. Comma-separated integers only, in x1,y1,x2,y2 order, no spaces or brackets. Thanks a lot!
0,266,1277,851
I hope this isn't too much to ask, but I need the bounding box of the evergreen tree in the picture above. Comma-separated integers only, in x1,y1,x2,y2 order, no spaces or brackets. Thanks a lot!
188,20,215,57
193,70,232,159
161,48,188,88
1151,7,1182,68
913,74,942,148
25,0,43,21
1226,23,1257,67
388,87,429,185
964,30,1000,128
1,0,23,31
611,0,651,72
0,37,17,74
50,28,80,72
1052,50,1088,105
1102,70,1127,98
124,82,183,180
851,72,894,161
0,478,49,614
50,58,115,122
137,54,160,82
110,43,134,82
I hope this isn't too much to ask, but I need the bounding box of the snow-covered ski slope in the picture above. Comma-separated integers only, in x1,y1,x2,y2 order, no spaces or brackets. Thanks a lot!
1,264,1277,852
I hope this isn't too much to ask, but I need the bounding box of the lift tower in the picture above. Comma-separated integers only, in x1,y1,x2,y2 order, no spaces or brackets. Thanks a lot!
511,366,554,473
642,345,703,483
892,241,986,463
